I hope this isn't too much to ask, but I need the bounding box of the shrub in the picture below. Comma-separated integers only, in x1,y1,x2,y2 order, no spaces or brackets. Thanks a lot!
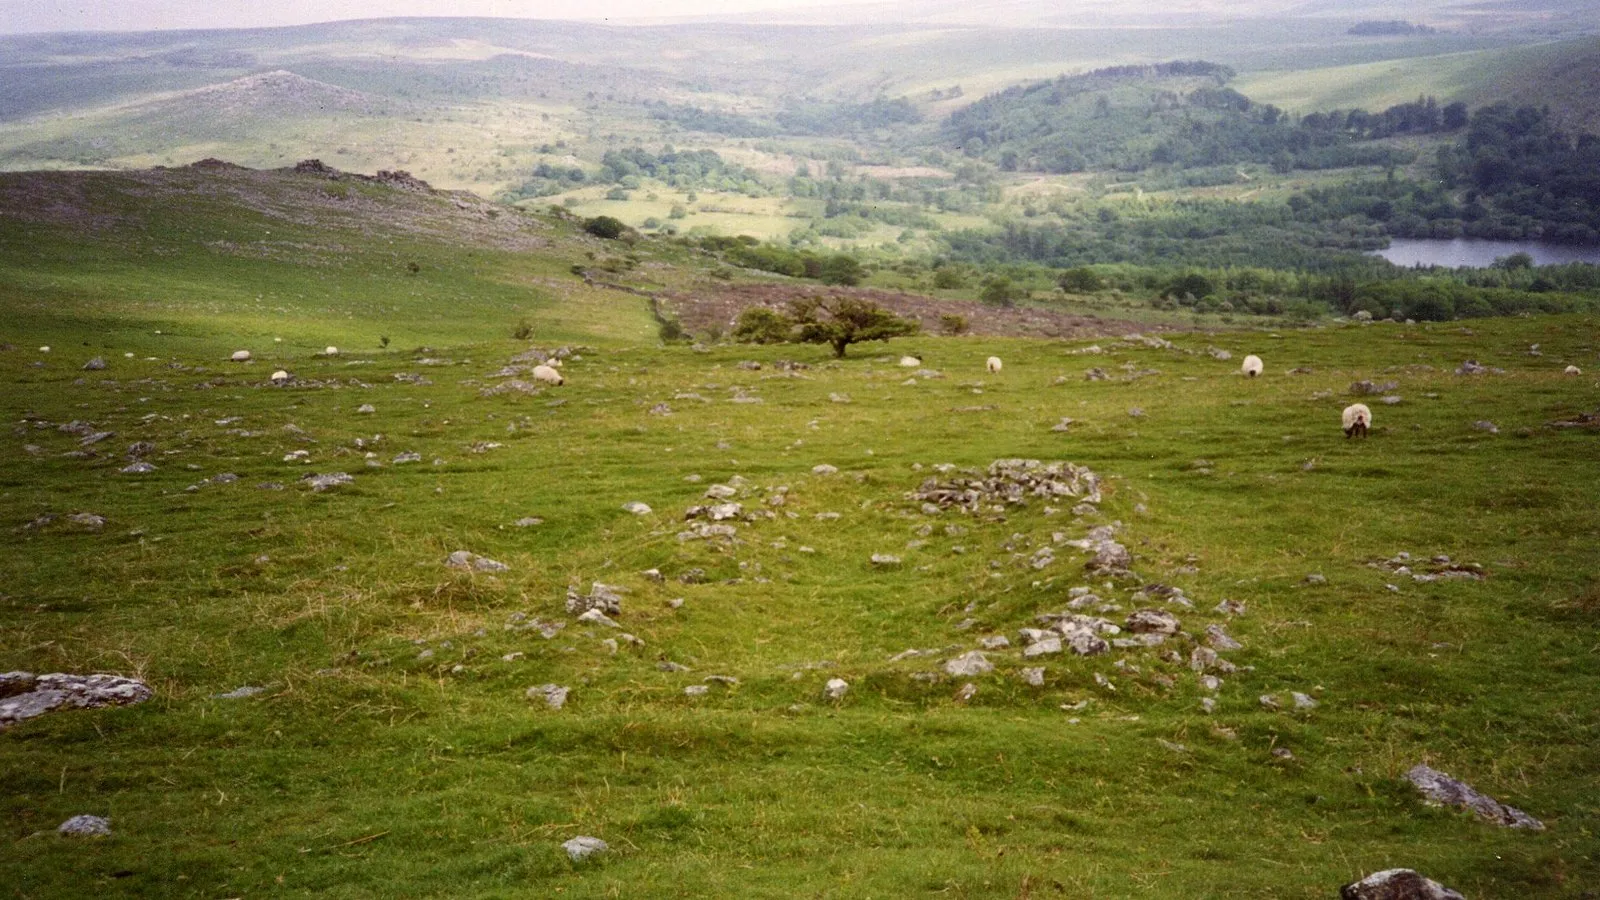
939,313,969,335
583,215,628,239
980,275,1018,307
733,307,793,344
512,319,534,341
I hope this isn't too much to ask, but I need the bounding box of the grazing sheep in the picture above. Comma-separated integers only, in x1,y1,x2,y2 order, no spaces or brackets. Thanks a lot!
38,345,50,353
1241,355,1263,377
986,356,1003,374
899,355,922,368
230,350,252,362
1565,365,1582,376
1342,403,1371,438
531,364,564,386
270,370,290,384
324,346,339,357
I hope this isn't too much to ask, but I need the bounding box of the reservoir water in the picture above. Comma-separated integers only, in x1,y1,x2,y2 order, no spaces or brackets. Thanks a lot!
1373,238,1600,268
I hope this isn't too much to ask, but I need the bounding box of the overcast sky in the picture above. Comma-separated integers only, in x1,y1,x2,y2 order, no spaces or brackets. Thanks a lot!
0,0,903,34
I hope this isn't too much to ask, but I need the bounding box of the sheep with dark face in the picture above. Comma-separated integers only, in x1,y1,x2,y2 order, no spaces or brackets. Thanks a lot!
986,356,1002,374
1241,355,1263,377
1342,403,1371,438
531,364,564,386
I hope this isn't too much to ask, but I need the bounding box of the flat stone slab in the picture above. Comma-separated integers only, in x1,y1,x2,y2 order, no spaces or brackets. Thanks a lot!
1,673,152,728
1406,763,1544,830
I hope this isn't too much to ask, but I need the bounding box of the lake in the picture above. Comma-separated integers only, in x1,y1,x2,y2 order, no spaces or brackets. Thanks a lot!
1373,238,1600,268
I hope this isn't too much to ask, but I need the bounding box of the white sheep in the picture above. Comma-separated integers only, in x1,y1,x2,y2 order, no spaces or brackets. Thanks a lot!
38,345,50,353
1342,403,1371,438
899,355,922,368
986,356,1002,374
1241,354,1263,377
230,350,252,362
270,370,290,384
531,364,564,386
1564,365,1582,376
324,346,339,357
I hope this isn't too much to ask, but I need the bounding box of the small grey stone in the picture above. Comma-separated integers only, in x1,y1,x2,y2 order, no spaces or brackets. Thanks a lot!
58,815,111,837
1472,420,1499,434
393,451,422,464
356,404,376,414
1019,667,1045,686
683,684,709,697
562,835,607,861
82,357,107,371
213,685,265,700
870,553,901,566
1291,691,1318,709
954,683,978,702
513,517,544,527
1304,573,1327,586
621,501,652,515
823,678,849,700
1259,694,1281,710
1272,747,1295,760
1199,697,1216,713
120,461,157,474
978,634,1011,650
812,464,838,475
1023,636,1063,658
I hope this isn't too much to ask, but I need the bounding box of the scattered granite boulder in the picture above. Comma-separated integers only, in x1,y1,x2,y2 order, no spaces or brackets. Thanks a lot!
621,501,652,515
1019,667,1045,686
944,651,994,677
562,835,608,861
1204,624,1242,651
1340,868,1465,900
528,684,569,710
1406,764,1544,830
445,551,508,573
566,583,623,616
1125,609,1180,635
57,815,111,837
812,464,839,476
823,678,849,700
302,472,353,492
0,673,152,727
82,357,106,371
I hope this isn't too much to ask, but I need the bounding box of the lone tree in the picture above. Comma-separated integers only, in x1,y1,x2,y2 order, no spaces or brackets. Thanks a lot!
787,296,919,358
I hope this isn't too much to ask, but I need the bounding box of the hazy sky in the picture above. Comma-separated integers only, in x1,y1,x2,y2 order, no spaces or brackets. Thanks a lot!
0,0,899,34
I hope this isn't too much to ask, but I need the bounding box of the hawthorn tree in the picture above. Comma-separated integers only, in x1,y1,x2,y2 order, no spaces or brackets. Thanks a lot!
787,296,919,358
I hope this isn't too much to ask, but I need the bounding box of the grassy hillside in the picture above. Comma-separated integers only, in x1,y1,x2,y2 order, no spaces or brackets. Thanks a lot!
1,166,1598,898
1236,36,1600,134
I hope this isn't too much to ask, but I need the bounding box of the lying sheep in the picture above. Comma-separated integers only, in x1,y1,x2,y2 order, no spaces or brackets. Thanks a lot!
986,356,1002,374
1241,354,1263,377
324,346,339,357
531,364,564,386
1565,365,1582,376
230,350,251,362
1342,402,1371,438
270,370,290,384
899,355,922,368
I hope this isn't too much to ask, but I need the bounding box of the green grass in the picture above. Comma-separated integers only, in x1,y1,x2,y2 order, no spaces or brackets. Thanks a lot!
2,168,1598,898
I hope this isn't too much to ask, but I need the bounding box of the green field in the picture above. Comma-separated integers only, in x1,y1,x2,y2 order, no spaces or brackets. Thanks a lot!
1,165,1598,898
